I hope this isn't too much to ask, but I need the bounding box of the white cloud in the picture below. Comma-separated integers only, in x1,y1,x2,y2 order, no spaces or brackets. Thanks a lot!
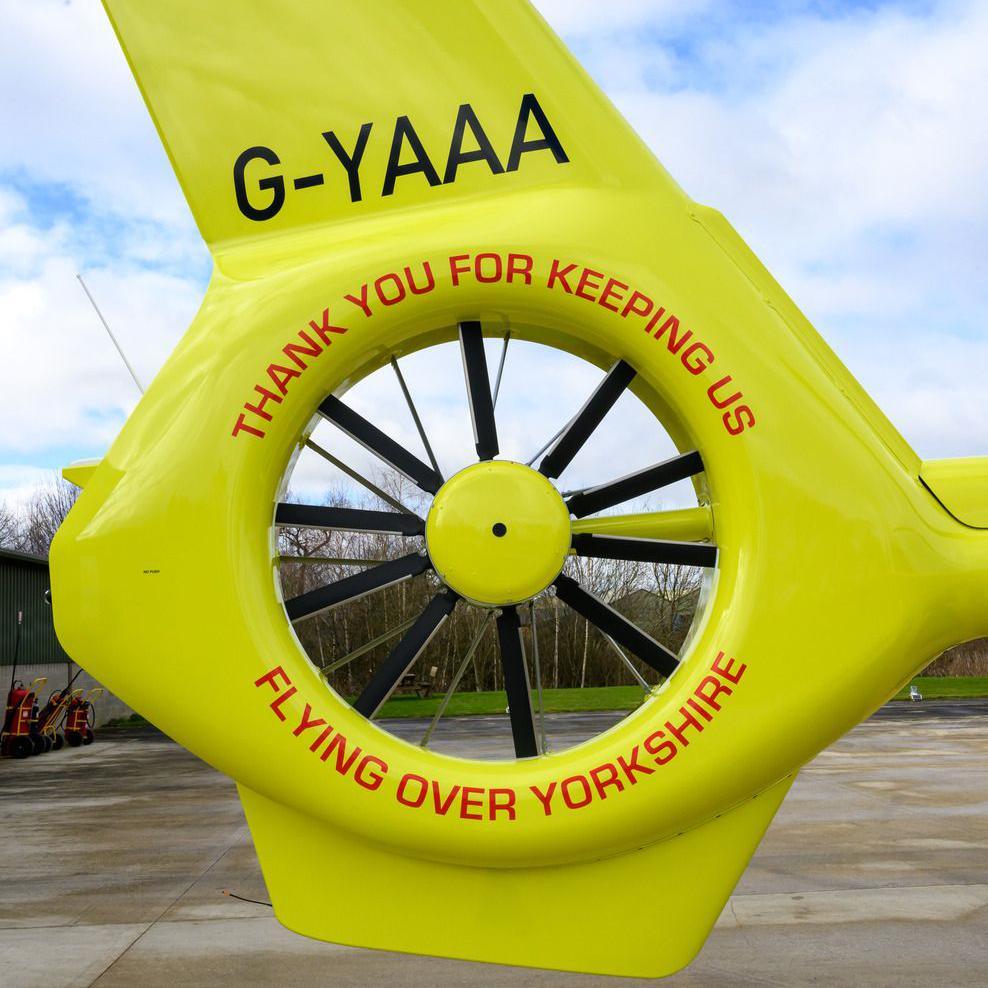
1,0,986,514
542,0,988,458
0,465,57,507
601,4,988,249
0,193,202,466
533,0,709,35
0,0,191,230
0,189,58,273
828,329,988,459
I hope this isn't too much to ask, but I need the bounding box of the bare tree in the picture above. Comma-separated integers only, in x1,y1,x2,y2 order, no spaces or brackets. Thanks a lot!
552,594,560,688
0,501,18,549
277,469,705,695
925,638,988,676
17,477,79,556
650,561,703,649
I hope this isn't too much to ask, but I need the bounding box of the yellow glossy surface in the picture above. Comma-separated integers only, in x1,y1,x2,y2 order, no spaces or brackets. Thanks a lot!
61,459,100,489
48,0,988,977
572,506,714,543
426,461,570,606
921,457,988,528
241,774,793,979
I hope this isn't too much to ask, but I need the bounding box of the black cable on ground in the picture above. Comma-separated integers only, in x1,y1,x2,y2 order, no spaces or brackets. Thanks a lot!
222,889,272,907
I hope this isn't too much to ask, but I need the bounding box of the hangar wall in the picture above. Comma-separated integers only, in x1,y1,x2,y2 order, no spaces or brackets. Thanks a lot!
1,548,134,728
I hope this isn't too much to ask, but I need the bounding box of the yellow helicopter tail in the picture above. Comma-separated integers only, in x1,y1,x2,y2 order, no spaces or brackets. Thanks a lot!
102,0,666,251
72,1,987,978
92,5,798,975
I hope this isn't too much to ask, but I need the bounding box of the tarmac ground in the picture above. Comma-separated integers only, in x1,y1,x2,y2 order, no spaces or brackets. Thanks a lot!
1,701,986,987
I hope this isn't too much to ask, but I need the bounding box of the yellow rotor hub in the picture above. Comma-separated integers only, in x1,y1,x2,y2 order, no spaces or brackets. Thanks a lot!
426,461,571,606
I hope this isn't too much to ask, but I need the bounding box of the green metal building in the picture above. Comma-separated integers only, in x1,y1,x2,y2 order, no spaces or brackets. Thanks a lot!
0,548,70,667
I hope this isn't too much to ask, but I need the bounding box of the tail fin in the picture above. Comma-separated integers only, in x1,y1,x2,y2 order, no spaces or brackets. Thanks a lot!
103,0,664,249
240,776,793,978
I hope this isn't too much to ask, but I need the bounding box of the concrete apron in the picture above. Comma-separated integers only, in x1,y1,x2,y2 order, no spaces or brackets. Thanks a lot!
0,703,986,987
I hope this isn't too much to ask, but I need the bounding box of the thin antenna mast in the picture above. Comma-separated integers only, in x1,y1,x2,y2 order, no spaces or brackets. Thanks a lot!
76,274,145,394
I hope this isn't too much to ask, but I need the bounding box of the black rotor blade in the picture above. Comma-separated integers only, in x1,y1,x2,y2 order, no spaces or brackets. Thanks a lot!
553,573,679,677
285,552,430,622
354,590,459,717
319,395,443,494
572,533,717,568
458,321,499,460
495,607,539,758
539,359,636,479
566,450,704,518
275,503,424,536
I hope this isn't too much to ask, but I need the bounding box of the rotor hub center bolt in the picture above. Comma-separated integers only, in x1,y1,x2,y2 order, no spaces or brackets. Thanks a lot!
426,461,570,606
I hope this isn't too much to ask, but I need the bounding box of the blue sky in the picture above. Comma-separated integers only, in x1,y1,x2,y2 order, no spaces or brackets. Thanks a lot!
0,0,985,502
